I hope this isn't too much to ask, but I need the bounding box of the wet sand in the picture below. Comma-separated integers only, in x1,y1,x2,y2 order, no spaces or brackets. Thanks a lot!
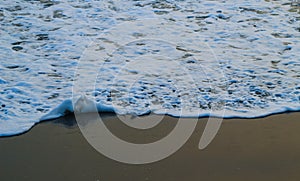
0,112,300,181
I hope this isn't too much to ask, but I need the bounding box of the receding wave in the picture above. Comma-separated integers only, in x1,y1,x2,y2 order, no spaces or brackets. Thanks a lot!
0,0,299,136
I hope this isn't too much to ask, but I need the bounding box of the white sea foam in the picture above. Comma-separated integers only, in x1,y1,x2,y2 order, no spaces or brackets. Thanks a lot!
0,0,299,136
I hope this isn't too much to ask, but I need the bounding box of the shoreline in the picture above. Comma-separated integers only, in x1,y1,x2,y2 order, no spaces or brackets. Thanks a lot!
1,112,300,180
2,109,300,138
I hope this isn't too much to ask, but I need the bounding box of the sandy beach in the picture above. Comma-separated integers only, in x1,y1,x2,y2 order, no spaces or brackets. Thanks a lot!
1,112,300,181
1,0,299,180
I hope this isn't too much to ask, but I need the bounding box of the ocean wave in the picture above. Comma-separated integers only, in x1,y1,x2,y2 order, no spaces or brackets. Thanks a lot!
0,0,299,136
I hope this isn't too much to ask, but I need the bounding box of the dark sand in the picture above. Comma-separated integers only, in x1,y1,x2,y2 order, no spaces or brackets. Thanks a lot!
1,112,300,181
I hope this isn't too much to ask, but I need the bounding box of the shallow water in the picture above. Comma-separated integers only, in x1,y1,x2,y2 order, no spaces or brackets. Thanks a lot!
0,0,299,136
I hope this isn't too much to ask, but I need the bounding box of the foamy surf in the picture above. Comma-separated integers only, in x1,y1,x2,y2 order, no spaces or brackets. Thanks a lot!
0,0,299,136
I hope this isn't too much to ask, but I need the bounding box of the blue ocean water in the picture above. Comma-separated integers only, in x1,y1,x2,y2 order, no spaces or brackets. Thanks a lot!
0,0,299,136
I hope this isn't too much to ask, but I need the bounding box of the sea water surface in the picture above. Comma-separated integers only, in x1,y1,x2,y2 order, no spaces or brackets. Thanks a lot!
0,0,299,136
